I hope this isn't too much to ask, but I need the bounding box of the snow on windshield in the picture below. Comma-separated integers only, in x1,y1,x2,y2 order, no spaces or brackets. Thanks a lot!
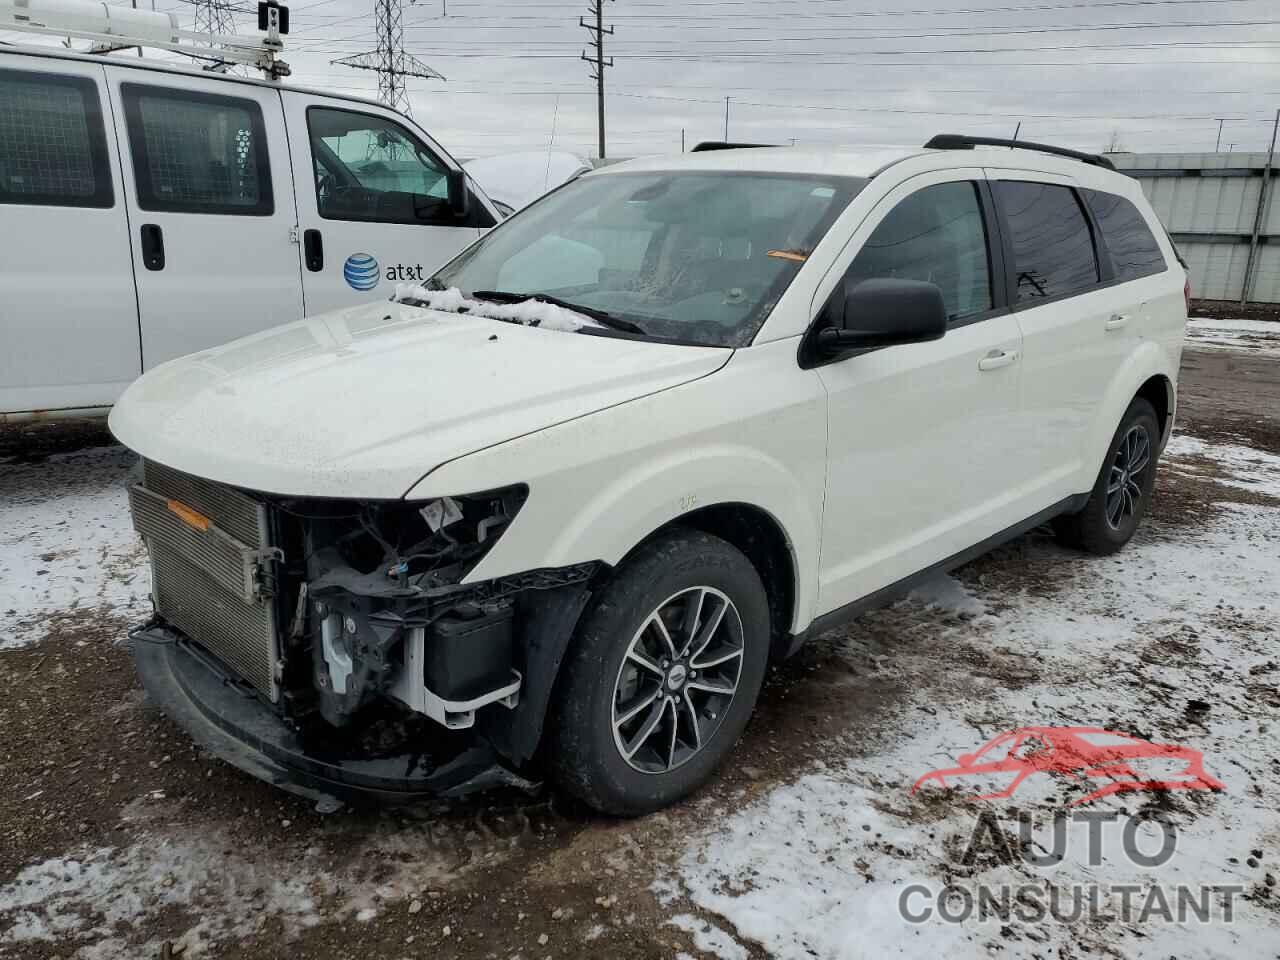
393,284,602,333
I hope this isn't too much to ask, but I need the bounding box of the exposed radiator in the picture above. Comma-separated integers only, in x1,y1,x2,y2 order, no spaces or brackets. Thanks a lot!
130,460,280,700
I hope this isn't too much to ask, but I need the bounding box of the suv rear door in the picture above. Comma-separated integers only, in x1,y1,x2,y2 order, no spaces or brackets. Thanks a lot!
105,68,304,368
282,94,495,314
0,55,139,414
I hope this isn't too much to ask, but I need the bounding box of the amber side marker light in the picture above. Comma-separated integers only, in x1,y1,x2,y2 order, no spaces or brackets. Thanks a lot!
166,499,211,532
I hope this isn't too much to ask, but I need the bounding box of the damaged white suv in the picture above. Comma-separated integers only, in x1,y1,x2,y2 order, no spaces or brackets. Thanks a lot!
111,136,1187,814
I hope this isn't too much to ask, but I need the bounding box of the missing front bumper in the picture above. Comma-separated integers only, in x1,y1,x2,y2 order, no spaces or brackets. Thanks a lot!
130,625,540,808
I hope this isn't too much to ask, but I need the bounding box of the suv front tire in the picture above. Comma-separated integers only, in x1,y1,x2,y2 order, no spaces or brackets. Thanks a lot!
549,529,771,815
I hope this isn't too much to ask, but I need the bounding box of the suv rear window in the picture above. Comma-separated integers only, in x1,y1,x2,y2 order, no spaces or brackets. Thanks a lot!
0,69,113,208
993,181,1099,304
1082,189,1166,281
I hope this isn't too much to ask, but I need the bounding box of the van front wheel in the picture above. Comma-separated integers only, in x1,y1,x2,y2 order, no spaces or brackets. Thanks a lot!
548,530,770,816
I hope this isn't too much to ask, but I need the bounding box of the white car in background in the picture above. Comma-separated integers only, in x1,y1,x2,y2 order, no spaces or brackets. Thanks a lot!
111,136,1187,816
464,150,593,215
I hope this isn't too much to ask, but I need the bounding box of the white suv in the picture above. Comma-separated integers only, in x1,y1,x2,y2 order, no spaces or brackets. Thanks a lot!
111,136,1187,815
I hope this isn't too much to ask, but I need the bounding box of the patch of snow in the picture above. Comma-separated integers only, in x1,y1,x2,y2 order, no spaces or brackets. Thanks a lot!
668,914,748,960
905,572,986,618
0,819,477,957
1165,433,1280,497
665,431,1280,959
394,285,602,333
1186,318,1280,355
0,446,150,649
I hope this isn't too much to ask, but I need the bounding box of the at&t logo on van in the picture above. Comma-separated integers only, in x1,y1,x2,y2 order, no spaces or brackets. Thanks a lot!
343,253,380,291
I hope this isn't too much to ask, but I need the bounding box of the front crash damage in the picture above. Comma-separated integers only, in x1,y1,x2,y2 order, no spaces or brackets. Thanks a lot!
126,459,598,807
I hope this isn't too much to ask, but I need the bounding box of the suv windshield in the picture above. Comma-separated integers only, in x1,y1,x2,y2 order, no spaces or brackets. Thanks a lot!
421,171,864,346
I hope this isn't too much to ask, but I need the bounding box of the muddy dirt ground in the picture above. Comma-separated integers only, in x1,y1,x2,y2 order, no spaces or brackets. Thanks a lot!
2,335,1278,960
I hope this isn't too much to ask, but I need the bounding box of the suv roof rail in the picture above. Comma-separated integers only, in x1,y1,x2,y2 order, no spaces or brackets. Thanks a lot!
690,141,776,152
923,134,1116,171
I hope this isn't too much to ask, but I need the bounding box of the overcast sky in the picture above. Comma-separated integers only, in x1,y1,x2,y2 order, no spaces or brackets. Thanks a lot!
5,0,1279,160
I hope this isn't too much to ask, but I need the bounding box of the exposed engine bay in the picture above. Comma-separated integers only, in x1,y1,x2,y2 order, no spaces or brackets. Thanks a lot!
127,460,598,800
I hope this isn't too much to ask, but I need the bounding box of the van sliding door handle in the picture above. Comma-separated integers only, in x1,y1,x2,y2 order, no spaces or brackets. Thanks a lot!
1105,313,1130,331
978,349,1018,371
140,224,165,271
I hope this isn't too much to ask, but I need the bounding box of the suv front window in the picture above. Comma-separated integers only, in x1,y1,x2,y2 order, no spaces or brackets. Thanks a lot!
424,171,864,346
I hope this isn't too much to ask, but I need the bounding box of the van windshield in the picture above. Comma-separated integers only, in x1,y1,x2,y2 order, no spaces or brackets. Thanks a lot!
417,171,864,347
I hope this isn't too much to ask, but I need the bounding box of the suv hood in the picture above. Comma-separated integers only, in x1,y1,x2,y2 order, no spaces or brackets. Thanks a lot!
109,301,730,499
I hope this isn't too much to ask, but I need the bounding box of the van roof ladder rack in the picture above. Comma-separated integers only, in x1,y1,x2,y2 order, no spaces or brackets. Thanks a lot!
923,134,1116,171
0,0,292,79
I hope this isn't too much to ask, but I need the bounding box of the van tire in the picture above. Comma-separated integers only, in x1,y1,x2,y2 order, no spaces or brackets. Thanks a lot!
1053,397,1160,555
548,529,770,816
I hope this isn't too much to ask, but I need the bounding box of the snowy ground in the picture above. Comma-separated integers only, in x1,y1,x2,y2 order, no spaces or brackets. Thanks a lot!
0,325,1277,959
1186,317,1280,356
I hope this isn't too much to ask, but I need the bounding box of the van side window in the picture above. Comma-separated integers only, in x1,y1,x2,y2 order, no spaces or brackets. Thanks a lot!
121,85,273,215
993,181,1098,303
844,181,992,324
0,69,113,208
307,107,452,226
1082,189,1166,281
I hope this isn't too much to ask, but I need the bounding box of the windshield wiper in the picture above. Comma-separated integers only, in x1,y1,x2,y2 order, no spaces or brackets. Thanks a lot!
470,290,647,335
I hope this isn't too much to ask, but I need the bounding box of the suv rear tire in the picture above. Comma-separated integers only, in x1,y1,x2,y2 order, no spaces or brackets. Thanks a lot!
548,529,770,816
1052,397,1160,555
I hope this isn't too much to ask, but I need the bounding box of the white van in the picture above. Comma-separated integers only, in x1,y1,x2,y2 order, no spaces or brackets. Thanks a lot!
0,45,500,419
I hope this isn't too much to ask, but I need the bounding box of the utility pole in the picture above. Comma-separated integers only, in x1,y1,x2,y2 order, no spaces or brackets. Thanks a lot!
724,96,731,140
1215,118,1225,152
681,128,685,152
333,0,444,116
581,0,613,160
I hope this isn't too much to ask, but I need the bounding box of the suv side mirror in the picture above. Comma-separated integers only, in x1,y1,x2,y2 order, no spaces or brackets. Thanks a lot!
447,168,470,218
817,277,948,353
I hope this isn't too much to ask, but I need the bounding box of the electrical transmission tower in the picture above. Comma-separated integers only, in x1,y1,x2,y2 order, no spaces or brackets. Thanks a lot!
333,0,444,116
581,0,613,160
189,0,237,39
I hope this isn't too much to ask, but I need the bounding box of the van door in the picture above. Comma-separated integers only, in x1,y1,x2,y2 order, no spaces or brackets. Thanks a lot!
104,68,303,367
281,93,494,314
0,56,139,414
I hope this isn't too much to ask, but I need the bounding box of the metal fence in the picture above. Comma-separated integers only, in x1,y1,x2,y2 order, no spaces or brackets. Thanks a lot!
1109,151,1278,304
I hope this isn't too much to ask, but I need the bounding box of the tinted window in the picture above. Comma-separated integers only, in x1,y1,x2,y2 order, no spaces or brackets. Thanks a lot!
1083,189,1166,280
844,181,992,322
309,107,453,225
122,85,272,215
0,69,112,208
994,181,1099,303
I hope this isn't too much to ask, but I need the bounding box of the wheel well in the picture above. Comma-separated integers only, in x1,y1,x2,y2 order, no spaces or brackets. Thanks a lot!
1136,374,1174,442
656,503,797,658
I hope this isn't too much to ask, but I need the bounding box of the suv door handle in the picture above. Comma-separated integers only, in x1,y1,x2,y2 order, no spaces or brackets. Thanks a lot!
303,229,323,272
140,223,165,271
978,349,1018,371
1105,313,1130,331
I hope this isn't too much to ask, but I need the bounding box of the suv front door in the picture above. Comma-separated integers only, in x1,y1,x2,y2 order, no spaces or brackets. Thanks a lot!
283,96,494,314
814,171,1026,613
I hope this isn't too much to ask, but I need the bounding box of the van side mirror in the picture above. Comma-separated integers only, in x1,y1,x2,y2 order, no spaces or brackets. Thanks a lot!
447,168,470,218
817,277,948,353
